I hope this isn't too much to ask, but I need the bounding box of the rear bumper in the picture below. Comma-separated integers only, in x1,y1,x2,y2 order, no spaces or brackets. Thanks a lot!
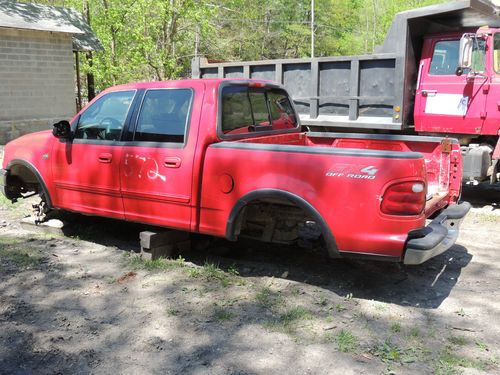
403,202,471,265
0,168,7,197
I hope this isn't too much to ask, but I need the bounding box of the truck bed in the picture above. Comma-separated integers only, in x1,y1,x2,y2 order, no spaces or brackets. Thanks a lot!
200,132,462,260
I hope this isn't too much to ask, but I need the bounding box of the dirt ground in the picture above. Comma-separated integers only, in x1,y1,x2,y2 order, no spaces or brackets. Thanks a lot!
0,185,499,375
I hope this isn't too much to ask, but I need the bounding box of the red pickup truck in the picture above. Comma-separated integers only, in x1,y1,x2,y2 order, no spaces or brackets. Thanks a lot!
1,79,469,264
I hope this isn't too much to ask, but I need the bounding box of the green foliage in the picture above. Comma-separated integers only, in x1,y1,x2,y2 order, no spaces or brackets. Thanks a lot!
0,236,45,270
335,329,359,352
24,0,445,90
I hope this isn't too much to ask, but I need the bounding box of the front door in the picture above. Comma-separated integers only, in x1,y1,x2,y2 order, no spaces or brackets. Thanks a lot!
415,37,488,135
51,90,136,218
120,87,196,230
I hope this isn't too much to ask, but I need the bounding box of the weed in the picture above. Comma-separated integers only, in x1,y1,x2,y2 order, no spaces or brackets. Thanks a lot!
335,330,358,353
448,335,468,346
214,306,233,322
344,293,353,301
335,303,347,312
408,327,420,338
227,264,239,276
390,323,401,333
435,347,488,375
185,261,235,287
128,255,185,272
167,308,179,316
475,340,489,351
455,308,468,317
256,287,282,309
373,340,404,363
0,238,44,269
264,307,312,333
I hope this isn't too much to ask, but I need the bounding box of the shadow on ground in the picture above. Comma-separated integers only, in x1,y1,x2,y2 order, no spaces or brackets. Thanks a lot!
56,211,472,310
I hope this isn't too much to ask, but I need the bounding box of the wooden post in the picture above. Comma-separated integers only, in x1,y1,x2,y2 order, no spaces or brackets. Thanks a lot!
74,51,82,112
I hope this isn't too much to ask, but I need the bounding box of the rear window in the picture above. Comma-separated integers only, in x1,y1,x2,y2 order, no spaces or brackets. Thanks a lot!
221,85,298,136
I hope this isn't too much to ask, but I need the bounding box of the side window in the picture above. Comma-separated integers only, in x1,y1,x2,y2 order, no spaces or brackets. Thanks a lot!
221,86,298,135
471,38,486,73
429,40,460,75
494,33,500,73
74,91,135,141
267,90,297,130
134,89,192,143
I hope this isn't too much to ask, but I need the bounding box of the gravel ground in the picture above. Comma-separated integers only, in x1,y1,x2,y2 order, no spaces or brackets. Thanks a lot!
0,186,499,375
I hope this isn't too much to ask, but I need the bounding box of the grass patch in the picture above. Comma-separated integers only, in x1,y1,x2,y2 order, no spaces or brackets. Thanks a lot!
335,330,359,353
0,236,44,270
408,327,420,338
373,340,405,363
435,347,488,375
127,254,185,271
213,306,234,322
166,308,179,316
256,286,283,309
448,335,468,346
184,261,239,287
390,323,402,333
264,306,312,333
475,340,489,351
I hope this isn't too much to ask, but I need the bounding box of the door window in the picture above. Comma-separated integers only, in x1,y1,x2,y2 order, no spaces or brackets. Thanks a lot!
429,39,486,76
429,40,460,75
494,33,500,73
221,86,298,135
74,90,135,141
134,89,193,143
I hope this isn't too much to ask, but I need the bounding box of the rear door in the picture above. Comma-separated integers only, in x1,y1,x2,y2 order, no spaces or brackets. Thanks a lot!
415,36,488,135
51,90,136,218
119,87,198,230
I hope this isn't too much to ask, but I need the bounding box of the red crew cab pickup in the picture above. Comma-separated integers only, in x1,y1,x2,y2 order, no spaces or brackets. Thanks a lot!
0,79,470,265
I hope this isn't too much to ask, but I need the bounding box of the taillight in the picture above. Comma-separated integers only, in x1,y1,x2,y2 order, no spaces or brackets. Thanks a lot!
381,181,426,216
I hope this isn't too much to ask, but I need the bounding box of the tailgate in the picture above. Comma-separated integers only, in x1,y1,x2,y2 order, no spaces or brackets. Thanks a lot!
306,132,462,216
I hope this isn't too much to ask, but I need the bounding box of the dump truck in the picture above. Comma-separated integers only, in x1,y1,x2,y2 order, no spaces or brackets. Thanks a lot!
192,0,500,184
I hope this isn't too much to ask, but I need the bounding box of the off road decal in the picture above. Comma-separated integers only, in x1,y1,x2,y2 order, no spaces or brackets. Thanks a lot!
326,164,378,180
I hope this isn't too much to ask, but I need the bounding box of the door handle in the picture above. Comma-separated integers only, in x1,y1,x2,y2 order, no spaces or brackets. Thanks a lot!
164,156,181,168
98,153,113,163
422,90,437,97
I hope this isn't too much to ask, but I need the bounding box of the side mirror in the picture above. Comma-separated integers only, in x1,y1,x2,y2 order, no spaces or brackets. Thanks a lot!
457,34,474,75
52,120,72,139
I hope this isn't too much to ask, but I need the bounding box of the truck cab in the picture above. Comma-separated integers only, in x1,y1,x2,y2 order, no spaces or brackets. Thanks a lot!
415,28,500,183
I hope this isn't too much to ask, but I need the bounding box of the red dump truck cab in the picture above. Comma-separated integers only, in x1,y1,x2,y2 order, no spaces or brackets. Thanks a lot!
1,79,470,265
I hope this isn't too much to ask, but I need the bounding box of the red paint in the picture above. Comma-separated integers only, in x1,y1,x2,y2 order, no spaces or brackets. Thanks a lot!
1,79,463,261
415,29,500,138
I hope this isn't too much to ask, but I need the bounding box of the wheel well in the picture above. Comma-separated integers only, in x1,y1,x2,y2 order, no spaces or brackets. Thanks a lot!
5,161,52,207
226,189,339,257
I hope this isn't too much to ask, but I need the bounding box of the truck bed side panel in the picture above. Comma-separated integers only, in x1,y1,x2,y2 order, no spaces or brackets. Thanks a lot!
200,143,428,258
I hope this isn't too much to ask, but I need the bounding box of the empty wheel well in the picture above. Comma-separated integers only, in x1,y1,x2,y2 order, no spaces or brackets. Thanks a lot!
226,189,339,257
5,161,52,207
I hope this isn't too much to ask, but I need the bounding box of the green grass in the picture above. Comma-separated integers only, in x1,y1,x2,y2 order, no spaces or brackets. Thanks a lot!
0,236,44,270
256,286,283,309
264,306,312,333
127,254,186,271
448,335,468,346
184,261,238,287
390,323,402,333
213,306,234,322
335,330,359,353
373,340,404,363
435,347,488,375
